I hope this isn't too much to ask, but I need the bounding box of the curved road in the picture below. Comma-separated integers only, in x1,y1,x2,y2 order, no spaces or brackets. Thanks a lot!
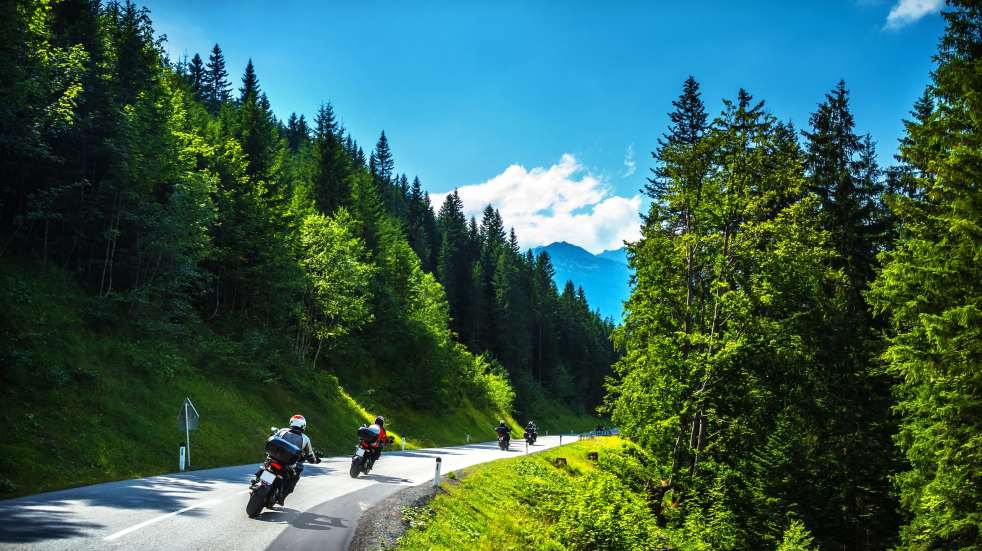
0,435,575,550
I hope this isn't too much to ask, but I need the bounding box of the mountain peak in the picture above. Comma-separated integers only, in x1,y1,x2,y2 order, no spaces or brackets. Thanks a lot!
531,242,632,320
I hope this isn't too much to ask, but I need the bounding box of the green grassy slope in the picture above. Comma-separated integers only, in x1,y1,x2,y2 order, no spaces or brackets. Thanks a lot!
397,437,633,550
0,259,600,498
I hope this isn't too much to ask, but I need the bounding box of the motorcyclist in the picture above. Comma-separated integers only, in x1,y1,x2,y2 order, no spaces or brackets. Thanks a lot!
260,414,319,505
367,415,387,466
525,420,537,441
495,420,510,445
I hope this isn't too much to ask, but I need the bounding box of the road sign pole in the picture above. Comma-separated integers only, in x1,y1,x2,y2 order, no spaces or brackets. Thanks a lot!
185,402,191,468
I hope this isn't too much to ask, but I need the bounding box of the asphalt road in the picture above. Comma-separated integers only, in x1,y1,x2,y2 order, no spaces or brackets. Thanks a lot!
0,435,576,550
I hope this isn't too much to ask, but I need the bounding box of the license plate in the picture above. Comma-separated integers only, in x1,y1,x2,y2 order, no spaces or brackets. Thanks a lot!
355,448,366,457
259,470,276,484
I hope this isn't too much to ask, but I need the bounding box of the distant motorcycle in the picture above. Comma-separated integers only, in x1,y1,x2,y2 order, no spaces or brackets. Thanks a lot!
496,428,511,450
349,425,395,478
524,428,537,445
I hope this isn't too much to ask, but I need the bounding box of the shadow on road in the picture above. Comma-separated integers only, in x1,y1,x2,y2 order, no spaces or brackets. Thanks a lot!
360,473,414,485
0,462,334,544
291,511,348,531
0,508,105,544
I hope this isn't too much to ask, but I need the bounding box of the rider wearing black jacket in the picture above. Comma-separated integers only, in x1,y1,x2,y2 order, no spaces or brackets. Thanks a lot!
494,420,510,444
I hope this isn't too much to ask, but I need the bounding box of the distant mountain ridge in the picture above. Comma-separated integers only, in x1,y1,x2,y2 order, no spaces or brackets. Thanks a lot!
597,247,628,266
531,242,631,321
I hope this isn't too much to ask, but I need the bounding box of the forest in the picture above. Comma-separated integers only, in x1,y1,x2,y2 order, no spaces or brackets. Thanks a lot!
608,1,982,549
0,0,616,433
2,1,981,550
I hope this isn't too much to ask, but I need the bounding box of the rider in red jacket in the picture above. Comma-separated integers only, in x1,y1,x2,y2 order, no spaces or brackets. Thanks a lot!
369,415,387,464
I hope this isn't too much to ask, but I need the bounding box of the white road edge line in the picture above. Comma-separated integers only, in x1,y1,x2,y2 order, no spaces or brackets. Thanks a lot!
103,490,248,541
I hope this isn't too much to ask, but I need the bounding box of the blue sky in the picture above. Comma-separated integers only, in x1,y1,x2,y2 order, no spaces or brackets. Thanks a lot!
146,0,944,252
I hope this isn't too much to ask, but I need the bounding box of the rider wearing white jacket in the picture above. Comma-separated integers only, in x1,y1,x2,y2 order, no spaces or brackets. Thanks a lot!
271,414,318,504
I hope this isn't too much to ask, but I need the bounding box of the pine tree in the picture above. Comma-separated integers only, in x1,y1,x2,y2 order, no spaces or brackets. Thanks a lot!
869,2,982,547
800,81,899,548
204,43,230,114
371,130,394,184
645,75,708,203
803,80,886,288
311,103,350,214
238,58,259,103
188,53,204,99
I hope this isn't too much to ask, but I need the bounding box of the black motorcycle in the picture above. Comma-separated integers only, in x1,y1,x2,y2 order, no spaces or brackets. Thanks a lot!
496,428,511,450
246,429,319,518
524,428,537,445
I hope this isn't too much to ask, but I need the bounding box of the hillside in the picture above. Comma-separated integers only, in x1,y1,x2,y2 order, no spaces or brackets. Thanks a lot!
0,2,612,499
0,258,602,498
532,242,631,320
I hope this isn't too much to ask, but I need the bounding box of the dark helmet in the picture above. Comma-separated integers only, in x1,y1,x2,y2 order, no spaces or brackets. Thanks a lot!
375,415,385,426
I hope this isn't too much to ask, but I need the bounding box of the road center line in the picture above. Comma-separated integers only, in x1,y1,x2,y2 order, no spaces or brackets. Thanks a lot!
103,490,248,541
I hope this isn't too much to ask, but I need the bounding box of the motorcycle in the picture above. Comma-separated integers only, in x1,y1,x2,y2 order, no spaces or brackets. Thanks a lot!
496,429,511,450
246,428,320,518
524,428,537,445
349,425,395,478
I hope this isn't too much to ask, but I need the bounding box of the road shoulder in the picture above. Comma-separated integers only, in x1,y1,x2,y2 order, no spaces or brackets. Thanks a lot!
348,480,440,551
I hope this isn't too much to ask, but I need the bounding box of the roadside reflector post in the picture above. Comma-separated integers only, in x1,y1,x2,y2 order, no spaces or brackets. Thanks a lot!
560,434,563,446
433,457,442,487
466,434,470,444
402,437,406,451
179,443,186,472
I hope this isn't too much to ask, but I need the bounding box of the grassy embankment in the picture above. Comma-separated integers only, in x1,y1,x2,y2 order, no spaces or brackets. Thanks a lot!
0,259,600,498
397,436,663,550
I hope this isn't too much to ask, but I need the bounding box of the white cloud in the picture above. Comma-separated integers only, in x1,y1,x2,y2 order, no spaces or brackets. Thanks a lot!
433,154,642,254
622,143,637,177
884,0,943,29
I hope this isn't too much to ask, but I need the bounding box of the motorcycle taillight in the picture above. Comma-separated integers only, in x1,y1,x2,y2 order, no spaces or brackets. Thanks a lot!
270,461,282,470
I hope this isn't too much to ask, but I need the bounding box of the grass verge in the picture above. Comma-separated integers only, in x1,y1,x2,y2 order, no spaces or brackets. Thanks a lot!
397,436,652,550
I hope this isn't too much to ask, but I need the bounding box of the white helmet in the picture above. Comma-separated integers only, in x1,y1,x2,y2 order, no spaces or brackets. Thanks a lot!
289,414,306,430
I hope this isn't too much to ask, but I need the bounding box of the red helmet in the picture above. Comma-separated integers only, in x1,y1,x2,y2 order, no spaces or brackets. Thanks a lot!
289,414,306,430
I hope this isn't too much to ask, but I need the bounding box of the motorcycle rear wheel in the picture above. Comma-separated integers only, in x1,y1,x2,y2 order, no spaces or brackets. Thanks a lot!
349,456,362,478
246,486,269,518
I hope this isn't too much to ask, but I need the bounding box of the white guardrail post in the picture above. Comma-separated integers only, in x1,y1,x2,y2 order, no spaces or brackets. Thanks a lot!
433,457,442,487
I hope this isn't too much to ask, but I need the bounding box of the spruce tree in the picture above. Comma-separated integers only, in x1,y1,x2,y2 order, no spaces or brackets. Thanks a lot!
371,130,394,184
239,58,259,103
189,53,204,98
869,2,982,546
311,103,350,214
204,43,230,114
800,81,899,547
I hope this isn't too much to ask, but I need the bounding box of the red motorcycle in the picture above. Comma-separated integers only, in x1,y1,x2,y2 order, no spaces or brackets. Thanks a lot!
349,425,394,478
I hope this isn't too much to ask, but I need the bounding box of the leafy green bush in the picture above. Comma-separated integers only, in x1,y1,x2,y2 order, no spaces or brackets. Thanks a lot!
557,470,661,550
